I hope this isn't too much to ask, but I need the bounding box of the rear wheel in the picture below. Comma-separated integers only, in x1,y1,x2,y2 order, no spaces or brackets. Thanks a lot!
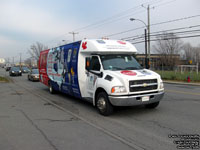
96,92,113,116
145,102,160,109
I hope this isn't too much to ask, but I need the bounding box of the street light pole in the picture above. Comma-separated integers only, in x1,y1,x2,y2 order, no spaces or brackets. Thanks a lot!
147,5,151,68
130,18,149,69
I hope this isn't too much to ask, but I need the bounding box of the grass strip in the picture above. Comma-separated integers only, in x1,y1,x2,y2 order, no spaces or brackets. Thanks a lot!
0,76,9,82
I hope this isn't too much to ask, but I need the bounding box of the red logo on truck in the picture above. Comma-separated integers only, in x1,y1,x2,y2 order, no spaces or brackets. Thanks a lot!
117,41,126,45
82,42,87,50
121,70,137,76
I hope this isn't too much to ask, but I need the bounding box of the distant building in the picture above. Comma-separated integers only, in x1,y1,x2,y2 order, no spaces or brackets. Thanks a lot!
136,54,181,70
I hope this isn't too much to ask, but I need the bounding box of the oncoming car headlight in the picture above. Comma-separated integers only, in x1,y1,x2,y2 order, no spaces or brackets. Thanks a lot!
160,82,164,89
111,86,126,93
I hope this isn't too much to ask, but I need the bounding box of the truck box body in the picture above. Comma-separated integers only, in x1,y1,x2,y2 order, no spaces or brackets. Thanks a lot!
39,39,164,115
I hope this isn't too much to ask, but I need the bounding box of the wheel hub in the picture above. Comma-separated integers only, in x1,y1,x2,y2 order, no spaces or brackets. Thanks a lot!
97,98,106,110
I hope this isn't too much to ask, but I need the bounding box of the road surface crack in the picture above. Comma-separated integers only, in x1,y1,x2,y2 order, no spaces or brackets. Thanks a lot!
17,109,59,150
37,117,80,122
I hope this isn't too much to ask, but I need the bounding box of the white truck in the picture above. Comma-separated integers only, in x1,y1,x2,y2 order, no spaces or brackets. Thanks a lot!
39,39,164,116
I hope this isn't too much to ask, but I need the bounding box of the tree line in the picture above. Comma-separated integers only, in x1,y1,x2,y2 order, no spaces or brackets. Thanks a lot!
153,32,200,69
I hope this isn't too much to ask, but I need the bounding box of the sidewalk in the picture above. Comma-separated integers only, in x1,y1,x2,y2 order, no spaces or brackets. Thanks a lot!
163,80,200,86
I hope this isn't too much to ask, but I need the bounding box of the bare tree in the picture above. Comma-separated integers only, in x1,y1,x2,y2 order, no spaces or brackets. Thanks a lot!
194,46,200,65
28,42,48,61
183,43,194,62
153,32,183,70
182,43,200,65
24,58,32,67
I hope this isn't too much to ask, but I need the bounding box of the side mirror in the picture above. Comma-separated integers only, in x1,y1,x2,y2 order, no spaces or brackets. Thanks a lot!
85,57,90,71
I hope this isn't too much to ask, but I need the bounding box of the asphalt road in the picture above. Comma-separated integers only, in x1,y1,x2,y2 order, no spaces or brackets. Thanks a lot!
0,68,199,150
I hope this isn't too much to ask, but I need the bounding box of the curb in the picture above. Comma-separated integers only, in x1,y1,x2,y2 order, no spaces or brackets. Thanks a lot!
163,80,200,86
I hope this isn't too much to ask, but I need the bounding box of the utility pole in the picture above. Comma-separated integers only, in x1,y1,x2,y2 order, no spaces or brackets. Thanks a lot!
13,57,14,66
147,5,151,68
19,53,22,69
142,4,151,68
144,29,148,69
69,32,78,42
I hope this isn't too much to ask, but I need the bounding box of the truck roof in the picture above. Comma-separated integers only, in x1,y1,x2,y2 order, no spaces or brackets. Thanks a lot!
80,39,137,54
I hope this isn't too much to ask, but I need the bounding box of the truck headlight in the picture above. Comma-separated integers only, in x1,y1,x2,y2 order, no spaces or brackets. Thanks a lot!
111,86,126,93
160,82,164,89
12,71,14,73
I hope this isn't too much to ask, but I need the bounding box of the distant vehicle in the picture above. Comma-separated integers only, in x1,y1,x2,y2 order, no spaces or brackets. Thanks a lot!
39,39,164,116
21,66,30,73
28,69,39,81
9,67,22,76
6,66,11,71
5,63,12,71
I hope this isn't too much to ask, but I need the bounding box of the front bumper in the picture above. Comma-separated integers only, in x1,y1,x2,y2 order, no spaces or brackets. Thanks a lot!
10,72,21,76
31,76,39,81
109,91,164,106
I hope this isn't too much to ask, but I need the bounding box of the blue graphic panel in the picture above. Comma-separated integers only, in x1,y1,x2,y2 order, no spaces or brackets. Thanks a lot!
47,41,81,98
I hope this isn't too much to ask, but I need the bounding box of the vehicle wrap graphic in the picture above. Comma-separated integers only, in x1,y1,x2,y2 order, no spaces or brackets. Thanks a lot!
46,42,81,98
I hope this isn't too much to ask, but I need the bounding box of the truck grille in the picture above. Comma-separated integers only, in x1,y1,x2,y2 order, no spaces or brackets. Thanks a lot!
129,79,158,92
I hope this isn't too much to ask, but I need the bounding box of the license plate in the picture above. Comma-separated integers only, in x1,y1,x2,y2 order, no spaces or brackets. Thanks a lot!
142,96,150,102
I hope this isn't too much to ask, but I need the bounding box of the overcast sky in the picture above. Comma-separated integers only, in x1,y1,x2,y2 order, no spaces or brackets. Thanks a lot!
0,0,200,62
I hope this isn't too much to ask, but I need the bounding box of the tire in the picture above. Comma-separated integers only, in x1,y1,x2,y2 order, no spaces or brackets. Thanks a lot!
96,92,113,116
28,75,30,81
145,102,160,109
49,81,55,94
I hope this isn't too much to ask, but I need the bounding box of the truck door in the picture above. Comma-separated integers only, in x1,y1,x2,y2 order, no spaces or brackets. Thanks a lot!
86,56,101,99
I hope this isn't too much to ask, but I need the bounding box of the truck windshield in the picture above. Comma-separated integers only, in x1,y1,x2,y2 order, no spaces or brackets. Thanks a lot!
100,54,142,71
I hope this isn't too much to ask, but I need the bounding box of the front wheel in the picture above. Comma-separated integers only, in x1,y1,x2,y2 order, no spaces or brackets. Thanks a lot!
49,82,55,94
145,102,160,109
96,92,113,116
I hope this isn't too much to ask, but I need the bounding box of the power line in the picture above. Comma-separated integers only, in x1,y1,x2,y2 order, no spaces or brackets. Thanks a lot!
122,24,200,40
122,25,200,41
127,29,200,43
151,14,200,27
104,14,200,38
152,0,177,8
83,10,146,33
130,34,200,45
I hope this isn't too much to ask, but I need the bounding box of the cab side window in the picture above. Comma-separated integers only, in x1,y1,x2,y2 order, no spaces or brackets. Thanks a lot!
90,56,101,71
